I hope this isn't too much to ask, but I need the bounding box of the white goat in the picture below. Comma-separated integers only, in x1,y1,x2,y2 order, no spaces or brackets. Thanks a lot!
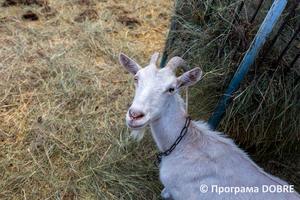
119,52,300,200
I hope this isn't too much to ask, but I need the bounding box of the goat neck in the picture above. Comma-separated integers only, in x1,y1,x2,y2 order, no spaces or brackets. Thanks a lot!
150,94,188,152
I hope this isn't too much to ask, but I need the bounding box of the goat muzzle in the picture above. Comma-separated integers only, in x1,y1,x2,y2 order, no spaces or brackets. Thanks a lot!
129,109,145,121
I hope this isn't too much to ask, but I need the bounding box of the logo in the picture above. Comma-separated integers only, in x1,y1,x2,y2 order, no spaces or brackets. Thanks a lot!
200,184,208,193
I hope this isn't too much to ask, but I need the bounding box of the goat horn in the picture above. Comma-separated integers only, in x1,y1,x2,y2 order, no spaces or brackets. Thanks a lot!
165,57,188,72
150,52,160,65
165,56,189,117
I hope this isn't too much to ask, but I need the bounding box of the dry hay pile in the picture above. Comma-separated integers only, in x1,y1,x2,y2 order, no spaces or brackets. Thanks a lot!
0,0,174,198
164,0,300,192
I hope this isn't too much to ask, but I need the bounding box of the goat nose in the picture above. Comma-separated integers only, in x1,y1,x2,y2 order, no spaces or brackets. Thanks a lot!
129,109,145,120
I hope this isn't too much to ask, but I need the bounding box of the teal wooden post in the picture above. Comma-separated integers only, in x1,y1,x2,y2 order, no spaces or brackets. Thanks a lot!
209,0,287,129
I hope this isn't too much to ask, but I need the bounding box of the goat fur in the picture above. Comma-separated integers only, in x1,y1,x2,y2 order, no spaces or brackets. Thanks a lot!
120,53,300,200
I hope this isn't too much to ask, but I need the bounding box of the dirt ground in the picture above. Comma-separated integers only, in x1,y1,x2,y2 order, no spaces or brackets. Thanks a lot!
0,0,174,199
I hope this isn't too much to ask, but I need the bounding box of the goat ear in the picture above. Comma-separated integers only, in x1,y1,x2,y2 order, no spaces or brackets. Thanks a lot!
119,53,142,75
176,68,202,89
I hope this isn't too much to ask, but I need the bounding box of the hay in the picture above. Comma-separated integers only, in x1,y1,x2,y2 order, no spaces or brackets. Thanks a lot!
22,10,39,21
74,9,98,22
0,0,174,198
165,0,299,191
2,0,48,7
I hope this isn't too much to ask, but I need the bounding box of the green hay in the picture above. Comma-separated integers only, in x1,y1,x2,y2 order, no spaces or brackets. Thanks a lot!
166,0,300,192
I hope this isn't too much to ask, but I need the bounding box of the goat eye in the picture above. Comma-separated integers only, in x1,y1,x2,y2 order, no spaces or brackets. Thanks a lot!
134,77,138,84
168,87,175,93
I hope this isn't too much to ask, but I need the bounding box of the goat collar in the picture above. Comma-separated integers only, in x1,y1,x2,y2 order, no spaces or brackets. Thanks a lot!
154,116,191,168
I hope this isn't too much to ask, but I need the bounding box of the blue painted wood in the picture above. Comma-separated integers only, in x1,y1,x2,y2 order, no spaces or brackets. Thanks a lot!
208,0,287,129
160,19,175,68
